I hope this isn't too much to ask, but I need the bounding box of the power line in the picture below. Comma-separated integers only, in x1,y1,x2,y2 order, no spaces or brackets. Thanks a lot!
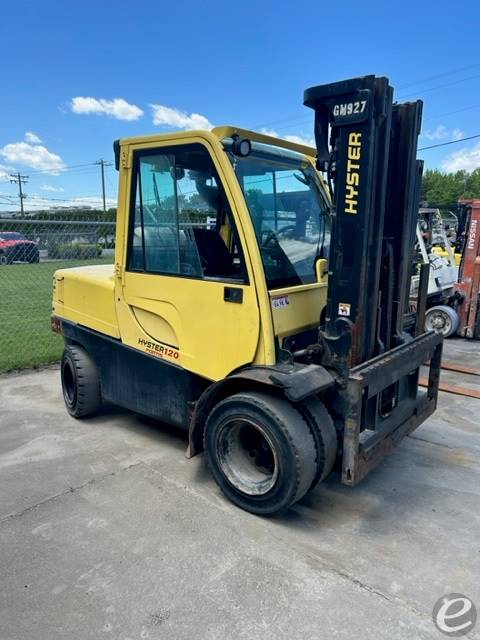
396,63,480,90
266,101,480,135
419,133,480,151
253,66,480,134
398,73,480,100
25,162,96,176
27,167,99,180
257,98,480,134
0,194,16,204
423,103,480,123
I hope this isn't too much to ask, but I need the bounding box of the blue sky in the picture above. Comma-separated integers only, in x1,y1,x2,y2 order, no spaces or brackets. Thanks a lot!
1,0,479,211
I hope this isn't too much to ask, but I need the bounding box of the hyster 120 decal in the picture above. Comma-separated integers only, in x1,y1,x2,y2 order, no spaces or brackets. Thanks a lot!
137,337,179,361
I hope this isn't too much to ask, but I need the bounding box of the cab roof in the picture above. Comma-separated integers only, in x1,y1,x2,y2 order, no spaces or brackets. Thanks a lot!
118,125,316,159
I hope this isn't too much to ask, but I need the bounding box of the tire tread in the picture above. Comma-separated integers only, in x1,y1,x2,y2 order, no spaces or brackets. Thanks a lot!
204,391,317,514
62,345,100,418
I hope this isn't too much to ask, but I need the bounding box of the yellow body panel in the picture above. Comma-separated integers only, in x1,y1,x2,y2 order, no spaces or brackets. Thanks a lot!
53,264,120,338
117,273,260,380
53,126,330,380
431,246,462,266
270,283,327,339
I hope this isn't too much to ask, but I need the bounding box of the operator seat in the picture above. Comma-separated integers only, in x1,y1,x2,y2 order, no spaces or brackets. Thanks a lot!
192,228,235,277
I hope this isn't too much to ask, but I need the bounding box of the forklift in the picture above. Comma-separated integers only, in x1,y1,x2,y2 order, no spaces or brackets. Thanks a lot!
416,200,480,339
412,207,459,337
52,76,442,515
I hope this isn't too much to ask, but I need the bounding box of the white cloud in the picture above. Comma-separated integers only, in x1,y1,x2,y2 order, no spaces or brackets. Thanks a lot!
0,164,12,182
441,141,480,172
150,104,213,130
71,97,143,121
284,134,315,147
423,125,448,141
25,131,42,144
259,128,314,147
40,184,64,192
0,142,66,174
422,124,464,142
259,128,279,138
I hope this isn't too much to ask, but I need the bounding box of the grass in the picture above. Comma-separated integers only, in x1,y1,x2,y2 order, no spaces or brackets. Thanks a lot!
0,258,113,372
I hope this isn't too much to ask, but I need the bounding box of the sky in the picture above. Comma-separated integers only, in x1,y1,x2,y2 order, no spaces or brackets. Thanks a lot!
0,0,479,212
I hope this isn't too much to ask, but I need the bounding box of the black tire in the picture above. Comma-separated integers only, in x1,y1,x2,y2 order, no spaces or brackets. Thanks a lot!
61,345,100,418
204,391,316,515
298,397,338,489
0,253,7,265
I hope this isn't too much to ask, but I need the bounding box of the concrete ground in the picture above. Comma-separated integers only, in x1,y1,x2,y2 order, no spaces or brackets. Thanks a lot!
0,339,479,640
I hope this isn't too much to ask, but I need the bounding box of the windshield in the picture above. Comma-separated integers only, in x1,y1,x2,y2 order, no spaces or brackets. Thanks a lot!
225,140,330,289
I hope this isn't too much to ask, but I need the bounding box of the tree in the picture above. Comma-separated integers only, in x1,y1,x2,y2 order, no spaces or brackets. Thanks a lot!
422,168,480,205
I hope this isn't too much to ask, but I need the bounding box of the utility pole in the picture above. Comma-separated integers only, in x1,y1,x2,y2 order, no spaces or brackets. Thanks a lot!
10,172,28,217
95,159,112,214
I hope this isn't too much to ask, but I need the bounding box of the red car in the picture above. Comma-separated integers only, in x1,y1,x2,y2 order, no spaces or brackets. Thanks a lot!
0,232,40,264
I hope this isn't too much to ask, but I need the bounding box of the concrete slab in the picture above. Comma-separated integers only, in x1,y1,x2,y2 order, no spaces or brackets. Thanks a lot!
0,338,479,639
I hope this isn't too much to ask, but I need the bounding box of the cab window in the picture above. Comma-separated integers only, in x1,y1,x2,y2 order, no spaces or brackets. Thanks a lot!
225,141,330,290
128,144,247,282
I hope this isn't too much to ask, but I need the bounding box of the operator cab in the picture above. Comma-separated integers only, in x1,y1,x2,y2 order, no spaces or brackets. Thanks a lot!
127,135,331,292
118,129,332,375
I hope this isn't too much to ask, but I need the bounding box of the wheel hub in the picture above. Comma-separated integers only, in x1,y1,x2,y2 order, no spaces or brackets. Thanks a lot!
216,418,278,496
426,310,451,334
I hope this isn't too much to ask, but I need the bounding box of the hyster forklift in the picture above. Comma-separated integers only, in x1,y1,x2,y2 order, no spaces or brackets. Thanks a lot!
52,76,443,515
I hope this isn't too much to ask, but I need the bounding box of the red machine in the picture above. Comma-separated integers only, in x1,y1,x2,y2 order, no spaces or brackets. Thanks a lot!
454,199,480,338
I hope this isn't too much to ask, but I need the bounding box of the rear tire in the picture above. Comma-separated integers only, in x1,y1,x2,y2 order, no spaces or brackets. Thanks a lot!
425,305,459,338
61,345,100,418
204,391,316,515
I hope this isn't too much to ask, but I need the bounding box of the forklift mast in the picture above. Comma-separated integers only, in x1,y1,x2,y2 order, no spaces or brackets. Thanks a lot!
304,75,424,367
304,76,442,485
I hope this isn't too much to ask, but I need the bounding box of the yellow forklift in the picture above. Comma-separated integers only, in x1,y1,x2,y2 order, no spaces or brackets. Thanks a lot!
52,76,442,515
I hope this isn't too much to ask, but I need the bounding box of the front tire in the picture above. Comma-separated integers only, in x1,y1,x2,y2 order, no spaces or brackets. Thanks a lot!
61,345,100,418
204,391,317,515
425,305,459,338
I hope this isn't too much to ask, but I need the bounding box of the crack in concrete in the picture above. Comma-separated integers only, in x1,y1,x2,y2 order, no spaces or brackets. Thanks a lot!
297,546,426,618
0,453,466,633
409,434,460,450
138,460,431,624
0,462,142,524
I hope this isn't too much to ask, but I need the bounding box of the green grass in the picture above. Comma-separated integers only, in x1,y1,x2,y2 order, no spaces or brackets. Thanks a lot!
0,258,113,372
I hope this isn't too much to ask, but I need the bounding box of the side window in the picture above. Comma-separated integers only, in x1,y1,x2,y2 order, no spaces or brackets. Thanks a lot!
128,144,246,281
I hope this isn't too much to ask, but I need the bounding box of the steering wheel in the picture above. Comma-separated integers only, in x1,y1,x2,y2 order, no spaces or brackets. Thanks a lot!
262,225,297,248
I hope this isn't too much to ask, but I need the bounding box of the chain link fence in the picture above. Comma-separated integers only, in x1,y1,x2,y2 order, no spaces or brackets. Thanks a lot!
0,215,115,372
